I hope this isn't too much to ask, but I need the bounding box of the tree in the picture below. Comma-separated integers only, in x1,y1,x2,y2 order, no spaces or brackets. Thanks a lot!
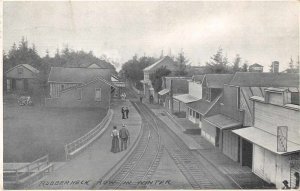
242,61,248,72
120,55,157,88
233,54,242,73
205,48,230,73
175,52,188,76
150,66,171,92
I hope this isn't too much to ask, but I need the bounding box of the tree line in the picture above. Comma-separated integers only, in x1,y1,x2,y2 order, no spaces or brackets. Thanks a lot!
3,37,117,90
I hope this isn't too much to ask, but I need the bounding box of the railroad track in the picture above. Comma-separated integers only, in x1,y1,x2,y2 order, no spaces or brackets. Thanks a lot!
96,101,162,190
140,102,228,189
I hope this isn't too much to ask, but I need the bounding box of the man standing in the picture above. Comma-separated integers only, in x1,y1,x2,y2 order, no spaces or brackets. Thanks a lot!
121,107,125,119
119,124,130,151
125,107,129,119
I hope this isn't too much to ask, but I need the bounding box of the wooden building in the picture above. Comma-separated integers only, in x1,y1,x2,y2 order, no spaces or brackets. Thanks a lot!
201,72,300,163
45,67,115,108
141,56,177,103
158,76,191,114
5,64,40,95
233,88,300,188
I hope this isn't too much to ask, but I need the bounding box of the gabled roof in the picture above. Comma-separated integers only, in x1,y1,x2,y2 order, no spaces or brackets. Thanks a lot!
205,74,234,88
48,67,110,83
143,56,175,72
6,64,39,74
61,75,116,93
229,72,299,87
186,94,222,115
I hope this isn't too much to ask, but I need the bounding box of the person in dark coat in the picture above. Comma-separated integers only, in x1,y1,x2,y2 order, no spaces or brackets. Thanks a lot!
119,124,130,151
125,107,129,119
282,180,291,189
111,126,120,153
121,107,125,119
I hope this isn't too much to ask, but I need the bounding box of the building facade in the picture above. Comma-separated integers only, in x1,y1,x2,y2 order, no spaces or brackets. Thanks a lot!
5,64,40,95
233,88,300,188
45,67,115,108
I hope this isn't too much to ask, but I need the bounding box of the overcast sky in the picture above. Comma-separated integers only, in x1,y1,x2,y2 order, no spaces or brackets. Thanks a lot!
3,1,299,71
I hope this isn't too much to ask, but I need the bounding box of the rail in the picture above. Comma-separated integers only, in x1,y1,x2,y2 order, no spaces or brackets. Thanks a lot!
4,155,51,184
64,109,113,160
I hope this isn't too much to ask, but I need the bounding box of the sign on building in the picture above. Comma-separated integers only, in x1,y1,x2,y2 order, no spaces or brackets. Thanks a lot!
277,126,288,152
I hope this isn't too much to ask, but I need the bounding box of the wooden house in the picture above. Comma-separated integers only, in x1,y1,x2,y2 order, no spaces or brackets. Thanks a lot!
141,56,178,102
45,67,116,108
5,64,40,95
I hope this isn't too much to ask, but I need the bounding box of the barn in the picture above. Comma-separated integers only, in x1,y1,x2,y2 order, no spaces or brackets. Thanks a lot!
5,64,40,95
45,67,116,108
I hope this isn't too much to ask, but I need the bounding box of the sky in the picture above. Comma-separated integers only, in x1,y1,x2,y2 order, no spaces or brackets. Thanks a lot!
3,1,299,71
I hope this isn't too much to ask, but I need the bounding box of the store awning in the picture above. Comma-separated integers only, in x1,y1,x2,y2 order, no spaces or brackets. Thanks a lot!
233,127,300,155
173,94,200,104
204,114,242,130
158,89,170,96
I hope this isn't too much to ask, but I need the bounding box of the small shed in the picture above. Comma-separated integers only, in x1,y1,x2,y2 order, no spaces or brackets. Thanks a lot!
5,64,40,94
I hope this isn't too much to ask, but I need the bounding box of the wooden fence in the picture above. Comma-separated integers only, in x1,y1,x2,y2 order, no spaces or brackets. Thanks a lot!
64,109,113,160
4,155,53,189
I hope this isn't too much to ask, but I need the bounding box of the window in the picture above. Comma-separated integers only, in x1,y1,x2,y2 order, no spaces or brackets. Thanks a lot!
61,84,64,90
196,112,200,119
95,88,101,101
18,68,23,74
77,88,82,100
189,108,192,116
193,111,196,117
206,88,211,102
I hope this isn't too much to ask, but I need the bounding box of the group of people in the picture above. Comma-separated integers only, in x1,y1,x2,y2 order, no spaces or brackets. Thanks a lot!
110,106,131,153
111,125,130,153
121,107,129,119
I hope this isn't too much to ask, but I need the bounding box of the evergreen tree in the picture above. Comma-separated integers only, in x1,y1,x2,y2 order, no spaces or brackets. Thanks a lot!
205,48,230,73
175,52,188,76
233,54,241,72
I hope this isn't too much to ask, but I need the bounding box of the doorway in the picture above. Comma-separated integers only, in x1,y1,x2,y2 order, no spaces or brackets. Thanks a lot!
242,139,253,168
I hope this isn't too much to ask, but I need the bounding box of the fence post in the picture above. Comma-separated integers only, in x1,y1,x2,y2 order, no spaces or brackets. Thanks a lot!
16,169,19,183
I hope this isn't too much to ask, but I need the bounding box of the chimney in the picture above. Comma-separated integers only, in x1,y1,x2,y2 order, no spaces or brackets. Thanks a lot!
272,61,279,73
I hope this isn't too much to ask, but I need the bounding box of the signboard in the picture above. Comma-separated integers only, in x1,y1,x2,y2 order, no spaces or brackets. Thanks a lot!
277,126,288,152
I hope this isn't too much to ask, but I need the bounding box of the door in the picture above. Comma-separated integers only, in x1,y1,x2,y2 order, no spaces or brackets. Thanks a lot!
242,139,253,168
215,128,220,147
12,79,16,90
16,79,23,90
24,79,29,91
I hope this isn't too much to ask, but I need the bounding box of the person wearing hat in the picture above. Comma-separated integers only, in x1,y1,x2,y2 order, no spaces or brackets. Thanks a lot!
119,124,130,151
282,180,290,189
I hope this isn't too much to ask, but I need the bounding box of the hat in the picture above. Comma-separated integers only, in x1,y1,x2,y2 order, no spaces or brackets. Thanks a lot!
283,180,288,184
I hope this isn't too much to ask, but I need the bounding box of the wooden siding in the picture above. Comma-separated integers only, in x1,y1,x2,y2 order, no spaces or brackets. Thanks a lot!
223,130,239,161
50,83,79,98
188,81,202,99
202,119,217,145
268,92,284,106
46,80,110,108
254,102,300,144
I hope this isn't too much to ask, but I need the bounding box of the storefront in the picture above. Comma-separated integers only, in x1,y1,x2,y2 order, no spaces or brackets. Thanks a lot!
233,127,300,188
203,114,242,160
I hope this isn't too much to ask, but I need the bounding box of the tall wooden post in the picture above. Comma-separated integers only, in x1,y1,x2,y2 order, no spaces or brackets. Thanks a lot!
170,79,174,114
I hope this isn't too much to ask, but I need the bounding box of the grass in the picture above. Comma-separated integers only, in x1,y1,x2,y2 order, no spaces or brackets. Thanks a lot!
4,104,107,162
